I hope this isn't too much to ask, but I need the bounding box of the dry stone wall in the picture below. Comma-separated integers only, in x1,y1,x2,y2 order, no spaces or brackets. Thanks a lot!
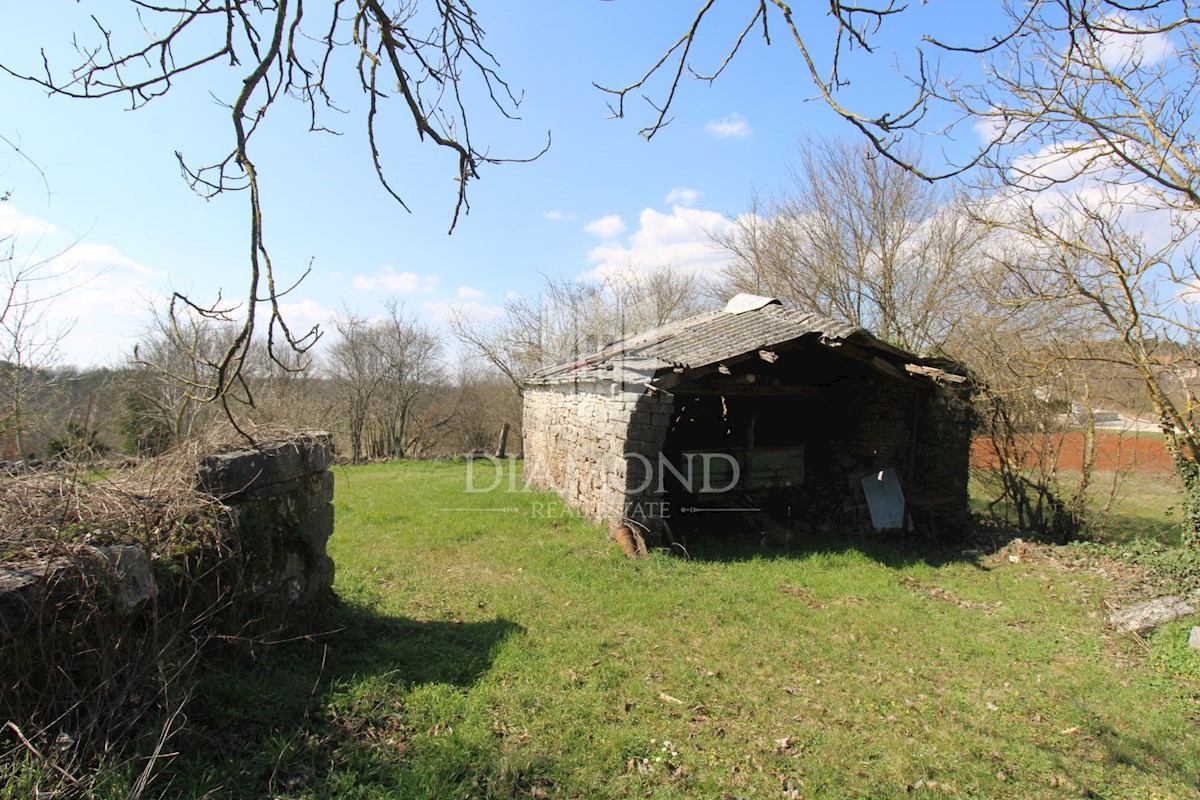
197,432,336,608
0,432,337,750
523,382,672,534
0,432,337,640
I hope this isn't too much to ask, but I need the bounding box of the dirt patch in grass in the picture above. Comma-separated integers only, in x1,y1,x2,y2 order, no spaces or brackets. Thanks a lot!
971,432,1173,474
779,583,824,609
898,575,1003,612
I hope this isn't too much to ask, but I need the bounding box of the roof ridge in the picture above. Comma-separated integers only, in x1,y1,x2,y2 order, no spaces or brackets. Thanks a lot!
524,302,887,385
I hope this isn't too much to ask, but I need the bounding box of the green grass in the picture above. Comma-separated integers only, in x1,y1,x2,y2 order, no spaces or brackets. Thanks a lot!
1097,471,1184,544
971,469,1184,545
33,460,1200,799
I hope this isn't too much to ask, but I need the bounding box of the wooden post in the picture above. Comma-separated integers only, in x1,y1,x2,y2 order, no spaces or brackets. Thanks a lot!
495,422,511,458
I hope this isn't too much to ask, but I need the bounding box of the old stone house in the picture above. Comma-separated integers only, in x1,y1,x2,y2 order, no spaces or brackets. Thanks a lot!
522,295,972,544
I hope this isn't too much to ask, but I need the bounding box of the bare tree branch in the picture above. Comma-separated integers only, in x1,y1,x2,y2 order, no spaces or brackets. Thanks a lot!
0,1,545,427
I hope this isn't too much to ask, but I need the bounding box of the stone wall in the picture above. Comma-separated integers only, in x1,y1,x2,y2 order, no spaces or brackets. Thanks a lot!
0,432,337,638
524,375,972,539
848,378,920,473
0,432,338,753
198,432,337,608
621,391,676,531
787,377,918,528
523,382,672,532
910,385,975,533
797,378,972,532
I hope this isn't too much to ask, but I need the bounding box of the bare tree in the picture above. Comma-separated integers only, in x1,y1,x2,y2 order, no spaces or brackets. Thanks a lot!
933,3,1200,541
324,310,385,464
441,362,521,453
222,336,329,435
952,247,1121,539
0,1,546,415
123,309,239,454
984,202,1194,415
448,267,711,393
715,138,987,354
369,299,444,459
944,3,1200,199
322,300,445,462
0,234,73,461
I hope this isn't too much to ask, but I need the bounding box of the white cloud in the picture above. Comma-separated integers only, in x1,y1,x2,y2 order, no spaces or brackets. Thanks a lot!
972,111,1010,145
583,205,734,281
665,188,703,207
0,203,56,237
352,267,438,293
1004,140,1186,246
423,300,504,324
982,140,1200,311
705,112,752,139
33,242,168,366
57,242,157,280
1094,17,1174,69
584,214,627,240
276,298,335,334
1010,139,1107,188
543,210,577,221
457,285,485,299
44,244,164,328
0,222,340,368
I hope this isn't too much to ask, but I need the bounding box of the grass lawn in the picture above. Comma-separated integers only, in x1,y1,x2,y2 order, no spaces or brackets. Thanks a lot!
91,461,1200,798
971,469,1185,545
1095,471,1185,544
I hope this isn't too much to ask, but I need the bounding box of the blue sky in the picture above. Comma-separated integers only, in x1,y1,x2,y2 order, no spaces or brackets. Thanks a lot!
0,2,1000,367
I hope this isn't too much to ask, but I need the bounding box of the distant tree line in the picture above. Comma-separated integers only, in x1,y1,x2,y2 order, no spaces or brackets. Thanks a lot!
0,294,516,466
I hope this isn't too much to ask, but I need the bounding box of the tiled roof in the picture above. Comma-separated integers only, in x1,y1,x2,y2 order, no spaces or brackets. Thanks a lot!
523,299,898,387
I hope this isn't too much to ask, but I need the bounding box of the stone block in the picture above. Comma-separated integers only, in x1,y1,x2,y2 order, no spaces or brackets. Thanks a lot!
87,545,156,615
1108,594,1199,635
197,432,334,501
0,559,58,637
297,503,335,551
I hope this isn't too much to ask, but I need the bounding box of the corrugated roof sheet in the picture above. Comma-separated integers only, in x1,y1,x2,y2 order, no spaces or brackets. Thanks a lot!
523,302,875,386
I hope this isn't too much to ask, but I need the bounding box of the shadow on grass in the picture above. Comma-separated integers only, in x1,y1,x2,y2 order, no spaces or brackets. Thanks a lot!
155,597,531,798
673,522,989,570
1090,719,1200,793
317,600,522,688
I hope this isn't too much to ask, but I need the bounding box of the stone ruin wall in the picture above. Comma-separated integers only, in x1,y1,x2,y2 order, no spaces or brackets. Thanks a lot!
0,432,337,641
525,376,973,537
197,432,337,608
523,382,673,531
